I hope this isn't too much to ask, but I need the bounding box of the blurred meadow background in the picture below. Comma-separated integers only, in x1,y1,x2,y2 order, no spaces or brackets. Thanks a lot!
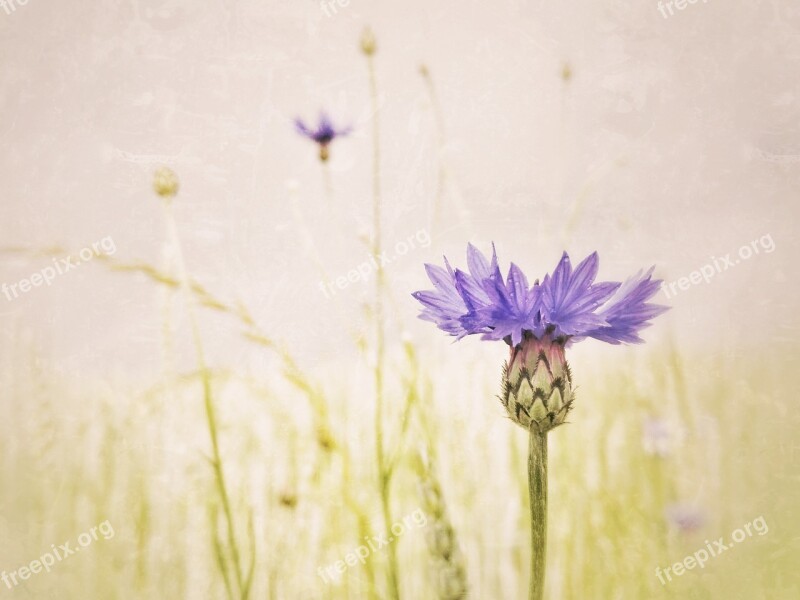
1,1,799,598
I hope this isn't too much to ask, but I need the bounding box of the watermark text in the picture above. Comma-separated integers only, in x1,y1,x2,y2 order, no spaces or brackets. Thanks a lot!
655,515,768,585
317,509,427,584
2,520,115,590
318,229,430,299
2,236,117,302
657,0,708,19
661,234,774,299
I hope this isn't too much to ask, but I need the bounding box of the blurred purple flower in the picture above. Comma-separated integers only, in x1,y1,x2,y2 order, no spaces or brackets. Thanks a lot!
666,504,707,532
294,112,352,161
643,417,672,457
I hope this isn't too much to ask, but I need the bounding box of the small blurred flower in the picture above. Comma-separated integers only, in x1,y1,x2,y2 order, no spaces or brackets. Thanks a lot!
315,425,336,452
666,503,706,532
643,417,672,457
278,490,298,509
153,166,179,199
561,62,572,82
412,245,668,432
428,522,455,561
294,112,352,162
360,26,376,56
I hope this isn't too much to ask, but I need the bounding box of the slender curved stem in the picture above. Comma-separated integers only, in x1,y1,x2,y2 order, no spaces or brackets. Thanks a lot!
365,44,400,600
528,430,548,600
419,65,445,234
321,160,333,200
163,202,245,597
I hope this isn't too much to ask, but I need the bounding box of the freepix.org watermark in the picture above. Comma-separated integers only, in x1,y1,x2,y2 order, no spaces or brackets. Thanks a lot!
317,508,427,584
655,515,768,585
318,229,431,299
0,0,31,16
661,234,775,299
320,0,352,18
2,520,115,590
2,236,116,302
657,0,708,19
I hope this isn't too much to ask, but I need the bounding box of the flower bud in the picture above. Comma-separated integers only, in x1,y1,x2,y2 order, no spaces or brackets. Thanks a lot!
428,522,455,561
360,27,376,56
153,166,179,199
501,334,573,433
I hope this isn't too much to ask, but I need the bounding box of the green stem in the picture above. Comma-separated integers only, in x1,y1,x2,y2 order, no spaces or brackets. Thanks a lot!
163,202,245,597
366,46,400,600
528,430,548,600
419,66,445,234
321,160,333,200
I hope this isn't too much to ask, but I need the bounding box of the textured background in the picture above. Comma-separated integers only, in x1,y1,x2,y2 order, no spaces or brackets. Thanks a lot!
0,2,799,599
1,0,798,372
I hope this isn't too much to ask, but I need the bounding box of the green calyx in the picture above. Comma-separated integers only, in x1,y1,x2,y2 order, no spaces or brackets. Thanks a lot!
500,336,574,433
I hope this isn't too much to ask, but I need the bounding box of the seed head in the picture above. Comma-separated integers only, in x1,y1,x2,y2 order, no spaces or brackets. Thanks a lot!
278,491,298,509
153,167,179,199
360,27,376,56
316,426,336,452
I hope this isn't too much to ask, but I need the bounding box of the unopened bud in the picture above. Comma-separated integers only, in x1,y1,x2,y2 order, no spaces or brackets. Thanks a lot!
501,333,573,433
360,27,376,56
153,166,179,199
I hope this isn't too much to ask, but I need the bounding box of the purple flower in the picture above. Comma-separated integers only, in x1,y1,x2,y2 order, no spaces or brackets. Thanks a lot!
412,244,669,432
412,244,668,347
666,504,707,532
642,417,673,457
294,112,352,161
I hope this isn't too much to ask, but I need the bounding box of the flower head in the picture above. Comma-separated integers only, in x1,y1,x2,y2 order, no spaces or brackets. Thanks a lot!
666,503,706,532
642,417,673,457
412,244,668,432
413,244,667,347
153,166,179,199
294,112,352,161
360,26,377,56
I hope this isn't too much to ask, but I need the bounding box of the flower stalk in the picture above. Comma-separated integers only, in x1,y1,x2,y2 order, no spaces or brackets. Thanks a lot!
155,169,249,599
362,26,401,600
528,430,548,600
412,244,669,596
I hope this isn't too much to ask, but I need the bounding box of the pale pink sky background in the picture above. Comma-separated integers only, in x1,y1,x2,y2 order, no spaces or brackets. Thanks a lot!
0,0,798,376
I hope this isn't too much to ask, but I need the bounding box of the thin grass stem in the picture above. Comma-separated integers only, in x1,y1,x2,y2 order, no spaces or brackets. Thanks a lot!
364,31,401,600
162,201,246,598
